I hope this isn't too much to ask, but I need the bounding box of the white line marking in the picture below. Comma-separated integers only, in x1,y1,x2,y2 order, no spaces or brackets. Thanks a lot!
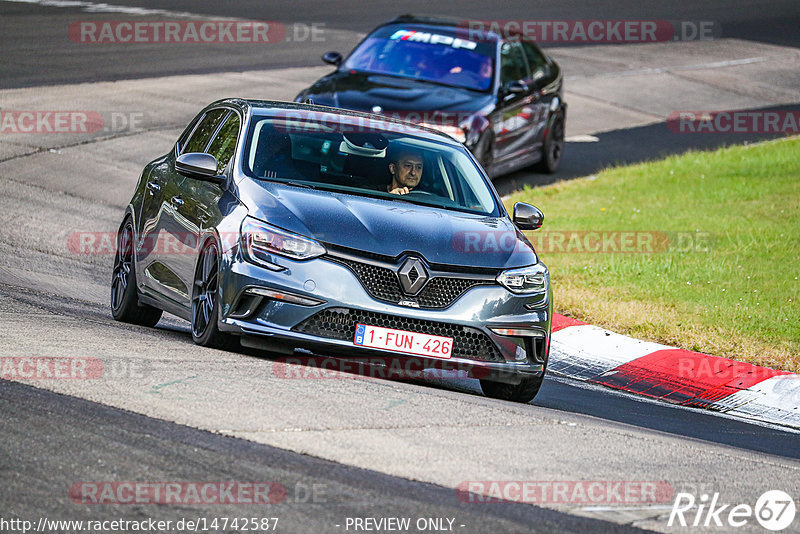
680,56,771,70
565,134,599,142
580,505,675,512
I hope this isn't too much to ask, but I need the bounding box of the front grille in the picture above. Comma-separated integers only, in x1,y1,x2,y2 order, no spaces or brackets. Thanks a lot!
293,308,504,362
336,259,403,303
420,277,490,308
329,256,493,309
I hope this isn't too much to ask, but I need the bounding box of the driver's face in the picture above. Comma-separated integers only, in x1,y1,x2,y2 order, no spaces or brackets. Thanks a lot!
390,155,423,189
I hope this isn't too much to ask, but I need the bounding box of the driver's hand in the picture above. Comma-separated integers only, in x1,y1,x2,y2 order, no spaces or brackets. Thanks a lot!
389,186,410,195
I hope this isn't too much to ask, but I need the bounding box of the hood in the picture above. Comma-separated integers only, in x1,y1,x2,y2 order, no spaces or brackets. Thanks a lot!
238,179,537,270
301,71,494,117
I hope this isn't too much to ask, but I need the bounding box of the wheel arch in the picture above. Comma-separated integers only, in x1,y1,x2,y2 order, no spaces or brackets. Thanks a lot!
195,228,227,326
117,208,141,284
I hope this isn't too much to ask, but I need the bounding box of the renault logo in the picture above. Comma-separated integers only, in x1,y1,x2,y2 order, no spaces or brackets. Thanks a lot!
397,257,429,295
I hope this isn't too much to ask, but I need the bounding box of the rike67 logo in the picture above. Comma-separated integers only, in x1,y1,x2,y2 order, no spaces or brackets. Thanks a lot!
669,490,796,531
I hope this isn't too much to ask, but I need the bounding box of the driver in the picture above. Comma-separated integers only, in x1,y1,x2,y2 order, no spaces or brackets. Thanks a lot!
387,149,423,195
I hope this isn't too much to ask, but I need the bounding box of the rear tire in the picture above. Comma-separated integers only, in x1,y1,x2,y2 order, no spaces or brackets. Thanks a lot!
534,112,565,174
480,374,544,403
111,218,163,327
191,240,239,350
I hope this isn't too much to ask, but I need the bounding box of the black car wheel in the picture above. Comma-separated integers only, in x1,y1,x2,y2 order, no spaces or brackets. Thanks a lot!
480,374,544,403
474,131,494,173
111,218,163,326
534,112,565,174
191,240,238,350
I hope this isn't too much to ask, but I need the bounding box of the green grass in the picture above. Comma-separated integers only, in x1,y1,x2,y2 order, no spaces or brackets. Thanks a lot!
507,137,800,371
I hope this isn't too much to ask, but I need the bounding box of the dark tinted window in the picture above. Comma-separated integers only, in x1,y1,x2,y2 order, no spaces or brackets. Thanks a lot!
207,112,241,173
241,116,500,216
500,41,528,85
521,42,549,80
182,109,228,154
177,118,198,151
343,24,495,91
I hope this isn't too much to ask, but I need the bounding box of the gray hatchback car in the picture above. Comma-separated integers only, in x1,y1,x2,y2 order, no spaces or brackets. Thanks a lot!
112,99,552,402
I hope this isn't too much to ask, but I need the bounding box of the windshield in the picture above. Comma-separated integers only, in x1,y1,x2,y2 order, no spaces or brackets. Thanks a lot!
342,25,495,92
242,114,500,216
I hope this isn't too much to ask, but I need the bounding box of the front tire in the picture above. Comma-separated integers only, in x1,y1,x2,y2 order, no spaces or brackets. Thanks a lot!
191,240,238,350
480,374,544,403
534,112,565,174
474,131,494,174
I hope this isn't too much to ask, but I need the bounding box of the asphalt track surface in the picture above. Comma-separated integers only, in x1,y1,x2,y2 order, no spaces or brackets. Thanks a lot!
2,0,797,193
0,380,649,534
1,1,800,533
2,0,800,88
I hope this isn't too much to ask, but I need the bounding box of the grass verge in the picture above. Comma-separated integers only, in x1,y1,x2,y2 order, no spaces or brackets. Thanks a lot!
507,137,799,372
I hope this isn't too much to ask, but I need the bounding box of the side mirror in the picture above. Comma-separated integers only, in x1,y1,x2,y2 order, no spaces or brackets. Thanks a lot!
502,80,528,101
175,153,225,184
322,51,343,66
513,202,544,230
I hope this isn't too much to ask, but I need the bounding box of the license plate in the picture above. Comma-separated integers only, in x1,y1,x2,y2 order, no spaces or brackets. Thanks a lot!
353,324,453,359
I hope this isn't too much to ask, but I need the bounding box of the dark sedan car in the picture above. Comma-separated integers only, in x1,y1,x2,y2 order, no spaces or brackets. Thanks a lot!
295,15,566,177
112,99,552,402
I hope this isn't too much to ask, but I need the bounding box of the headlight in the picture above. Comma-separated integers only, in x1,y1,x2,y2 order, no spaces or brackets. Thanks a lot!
497,263,549,294
418,122,466,143
241,217,326,266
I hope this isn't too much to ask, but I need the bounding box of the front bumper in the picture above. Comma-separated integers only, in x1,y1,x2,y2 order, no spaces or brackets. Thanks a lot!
218,245,552,384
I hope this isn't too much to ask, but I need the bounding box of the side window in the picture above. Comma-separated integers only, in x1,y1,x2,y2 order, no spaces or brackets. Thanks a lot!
521,42,549,81
177,117,199,152
182,109,228,154
500,41,528,85
207,112,241,173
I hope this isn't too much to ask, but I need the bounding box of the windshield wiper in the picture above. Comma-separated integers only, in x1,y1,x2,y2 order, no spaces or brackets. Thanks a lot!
262,177,318,189
385,195,449,210
283,181,317,190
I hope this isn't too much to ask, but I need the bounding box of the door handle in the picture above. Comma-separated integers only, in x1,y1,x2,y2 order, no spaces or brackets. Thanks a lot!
171,196,184,208
146,181,161,193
